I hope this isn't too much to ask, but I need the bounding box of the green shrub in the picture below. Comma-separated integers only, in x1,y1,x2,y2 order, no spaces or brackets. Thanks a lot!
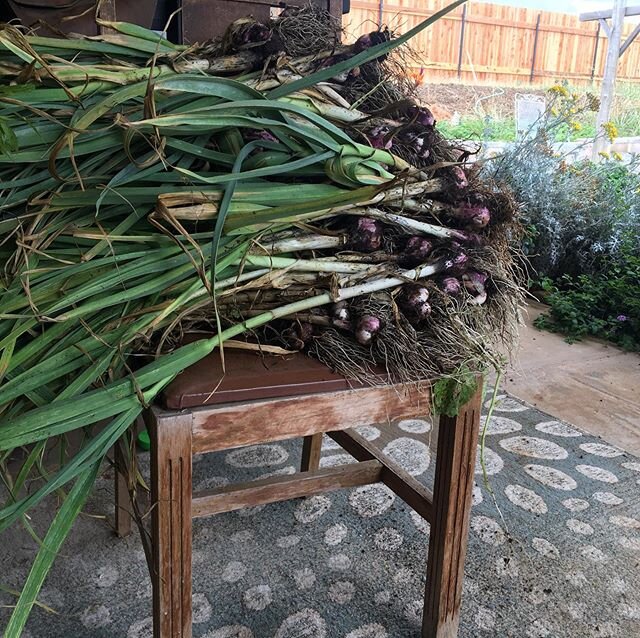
535,252,640,351
479,86,640,349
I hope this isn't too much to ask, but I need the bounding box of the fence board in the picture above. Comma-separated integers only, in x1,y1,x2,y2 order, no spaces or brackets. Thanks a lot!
344,0,640,84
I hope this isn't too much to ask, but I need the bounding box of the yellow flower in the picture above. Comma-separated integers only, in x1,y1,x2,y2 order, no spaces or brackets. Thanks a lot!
549,84,569,97
602,121,618,142
598,151,610,159
612,151,623,161
570,121,582,131
550,107,558,116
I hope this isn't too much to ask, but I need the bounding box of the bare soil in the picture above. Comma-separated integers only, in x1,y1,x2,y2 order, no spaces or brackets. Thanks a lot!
418,83,546,121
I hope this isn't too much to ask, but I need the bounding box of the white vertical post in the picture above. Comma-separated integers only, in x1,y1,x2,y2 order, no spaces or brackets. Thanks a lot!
593,0,626,159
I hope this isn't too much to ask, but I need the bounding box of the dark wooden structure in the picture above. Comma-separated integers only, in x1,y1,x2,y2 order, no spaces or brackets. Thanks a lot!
116,349,482,638
180,0,345,43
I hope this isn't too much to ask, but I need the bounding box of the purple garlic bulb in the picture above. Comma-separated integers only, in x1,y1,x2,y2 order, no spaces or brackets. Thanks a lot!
354,33,373,52
402,236,433,265
444,250,468,274
367,125,393,150
450,166,468,190
402,132,431,159
452,204,491,229
354,30,389,53
408,105,436,128
350,217,383,252
355,315,381,345
463,271,488,292
462,271,489,305
440,277,462,295
398,284,432,322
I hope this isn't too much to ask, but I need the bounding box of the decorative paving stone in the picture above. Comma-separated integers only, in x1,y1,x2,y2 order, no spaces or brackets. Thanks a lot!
274,609,326,638
504,484,548,514
579,442,624,458
474,606,496,631
535,421,583,437
294,496,332,523
532,537,560,559
593,491,623,505
243,585,272,611
524,464,577,491
324,523,348,546
225,445,289,468
345,623,388,638
483,416,523,434
292,568,316,590
470,516,506,545
221,562,246,583
277,535,301,549
562,498,590,512
373,527,403,551
203,627,254,638
499,436,568,460
487,395,529,413
397,418,431,434
609,515,640,529
575,465,619,483
382,437,430,476
348,484,395,517
193,593,213,623
475,446,504,475
566,519,594,536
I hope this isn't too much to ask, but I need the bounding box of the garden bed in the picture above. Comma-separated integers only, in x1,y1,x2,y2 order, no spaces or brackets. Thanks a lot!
421,81,640,142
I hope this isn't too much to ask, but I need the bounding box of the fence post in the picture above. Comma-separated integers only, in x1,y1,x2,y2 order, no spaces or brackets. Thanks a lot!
593,0,625,159
530,12,541,83
457,3,467,79
591,21,601,83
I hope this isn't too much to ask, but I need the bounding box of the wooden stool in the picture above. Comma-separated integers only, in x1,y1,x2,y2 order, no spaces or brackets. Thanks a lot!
115,348,482,638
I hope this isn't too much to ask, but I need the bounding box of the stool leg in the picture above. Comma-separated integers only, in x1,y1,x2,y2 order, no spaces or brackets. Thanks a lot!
149,410,193,638
114,438,133,537
423,383,482,638
300,433,323,472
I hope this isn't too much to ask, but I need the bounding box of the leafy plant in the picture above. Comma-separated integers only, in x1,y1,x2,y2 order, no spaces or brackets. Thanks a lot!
535,254,640,351
432,366,478,417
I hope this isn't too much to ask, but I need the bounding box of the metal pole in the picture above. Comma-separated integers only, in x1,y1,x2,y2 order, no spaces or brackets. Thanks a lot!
593,0,625,159
591,21,601,83
530,12,541,83
378,0,384,25
457,4,467,79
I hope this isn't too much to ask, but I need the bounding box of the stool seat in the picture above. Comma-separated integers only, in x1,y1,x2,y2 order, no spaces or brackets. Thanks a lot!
163,343,384,410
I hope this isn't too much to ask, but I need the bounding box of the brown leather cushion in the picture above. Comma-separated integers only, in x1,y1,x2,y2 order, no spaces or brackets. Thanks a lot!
162,343,379,409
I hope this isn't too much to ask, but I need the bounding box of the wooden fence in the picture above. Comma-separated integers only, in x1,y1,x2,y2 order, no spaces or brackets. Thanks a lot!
343,0,640,85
